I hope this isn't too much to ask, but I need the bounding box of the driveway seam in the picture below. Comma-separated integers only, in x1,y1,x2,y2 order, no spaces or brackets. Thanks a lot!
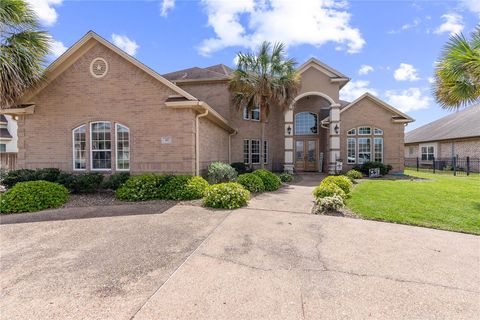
128,210,234,320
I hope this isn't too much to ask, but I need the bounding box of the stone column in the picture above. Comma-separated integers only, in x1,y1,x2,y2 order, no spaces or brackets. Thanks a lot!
328,103,341,174
283,108,294,173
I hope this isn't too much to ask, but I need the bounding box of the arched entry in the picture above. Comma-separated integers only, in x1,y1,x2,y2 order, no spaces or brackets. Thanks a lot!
284,91,341,174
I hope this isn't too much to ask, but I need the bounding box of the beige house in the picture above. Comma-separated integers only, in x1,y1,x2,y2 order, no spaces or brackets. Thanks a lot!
2,31,414,175
405,104,480,161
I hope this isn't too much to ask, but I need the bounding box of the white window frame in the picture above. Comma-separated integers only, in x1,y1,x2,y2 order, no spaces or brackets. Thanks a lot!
263,140,268,164
251,139,261,164
115,123,130,171
374,128,383,135
242,107,250,120
347,137,356,164
90,121,112,171
243,139,250,164
358,126,371,135
243,106,260,121
347,128,356,135
357,137,371,164
374,137,383,163
420,143,436,161
72,124,87,171
294,112,318,135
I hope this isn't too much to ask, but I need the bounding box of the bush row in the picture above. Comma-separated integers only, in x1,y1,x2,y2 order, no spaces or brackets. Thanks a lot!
352,161,392,176
0,168,130,193
313,175,354,214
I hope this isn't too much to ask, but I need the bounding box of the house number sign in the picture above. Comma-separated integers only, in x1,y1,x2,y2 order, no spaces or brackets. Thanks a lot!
161,136,172,144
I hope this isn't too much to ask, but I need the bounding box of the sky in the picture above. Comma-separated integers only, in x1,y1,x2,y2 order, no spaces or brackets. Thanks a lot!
29,0,479,131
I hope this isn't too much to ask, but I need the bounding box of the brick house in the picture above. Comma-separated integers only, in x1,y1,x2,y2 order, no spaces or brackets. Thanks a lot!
1,31,414,175
405,104,480,162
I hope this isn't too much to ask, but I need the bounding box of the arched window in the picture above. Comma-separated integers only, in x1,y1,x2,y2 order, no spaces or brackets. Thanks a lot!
72,125,86,170
116,123,130,171
295,112,318,135
90,121,112,170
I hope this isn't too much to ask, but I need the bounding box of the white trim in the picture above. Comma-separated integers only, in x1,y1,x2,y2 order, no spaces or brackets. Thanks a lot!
357,137,371,164
294,112,319,135
263,140,268,164
358,126,372,135
374,137,384,163
419,143,437,161
347,137,356,164
251,139,261,164
72,124,87,171
89,57,108,78
297,58,349,79
243,139,250,164
374,128,383,135
347,128,356,136
90,121,112,171
291,91,335,106
115,123,130,171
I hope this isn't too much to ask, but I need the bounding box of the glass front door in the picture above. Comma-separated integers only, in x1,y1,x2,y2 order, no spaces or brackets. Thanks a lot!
295,139,317,171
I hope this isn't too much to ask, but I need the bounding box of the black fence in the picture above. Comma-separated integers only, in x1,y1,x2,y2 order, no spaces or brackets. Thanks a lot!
405,157,480,176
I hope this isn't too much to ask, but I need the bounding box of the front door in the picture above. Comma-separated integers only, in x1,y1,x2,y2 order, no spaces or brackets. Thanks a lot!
295,139,317,171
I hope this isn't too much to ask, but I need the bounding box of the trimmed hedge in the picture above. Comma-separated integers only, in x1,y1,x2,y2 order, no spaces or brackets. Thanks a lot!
237,173,265,193
252,169,281,191
102,172,130,190
0,181,69,213
64,173,104,193
320,176,353,194
230,162,252,174
353,161,393,176
315,195,344,213
207,162,237,184
346,169,363,181
203,182,250,209
279,173,294,183
161,175,209,200
115,174,167,201
313,183,346,201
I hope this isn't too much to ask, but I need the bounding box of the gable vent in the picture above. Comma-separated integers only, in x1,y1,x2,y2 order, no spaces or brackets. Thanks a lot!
90,58,108,78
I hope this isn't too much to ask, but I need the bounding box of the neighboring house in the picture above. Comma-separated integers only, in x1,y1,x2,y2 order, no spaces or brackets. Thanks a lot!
0,115,17,153
1,31,414,175
405,104,480,162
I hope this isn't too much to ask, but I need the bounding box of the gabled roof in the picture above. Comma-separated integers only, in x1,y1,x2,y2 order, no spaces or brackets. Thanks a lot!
163,63,233,82
205,64,234,76
22,31,197,102
405,104,480,143
297,58,350,88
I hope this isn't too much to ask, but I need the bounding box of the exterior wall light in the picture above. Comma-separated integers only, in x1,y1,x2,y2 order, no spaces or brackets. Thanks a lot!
287,125,292,135
334,124,339,134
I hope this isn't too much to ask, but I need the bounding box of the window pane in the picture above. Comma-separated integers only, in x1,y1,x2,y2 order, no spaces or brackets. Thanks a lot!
251,106,260,121
243,140,250,164
347,138,356,164
374,128,383,135
358,138,371,164
251,139,260,164
243,107,249,120
73,125,86,170
116,124,130,170
295,112,318,135
374,137,383,162
358,127,371,135
91,121,111,169
263,140,268,164
347,128,356,135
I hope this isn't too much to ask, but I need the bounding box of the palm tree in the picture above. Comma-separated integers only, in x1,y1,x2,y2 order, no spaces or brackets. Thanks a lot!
433,26,480,111
1,0,51,109
230,42,300,168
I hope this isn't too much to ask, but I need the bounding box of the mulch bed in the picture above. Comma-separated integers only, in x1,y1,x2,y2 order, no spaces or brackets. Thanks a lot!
62,191,128,208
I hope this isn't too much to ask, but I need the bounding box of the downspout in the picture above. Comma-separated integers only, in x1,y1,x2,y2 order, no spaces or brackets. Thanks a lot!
195,106,209,176
228,130,238,163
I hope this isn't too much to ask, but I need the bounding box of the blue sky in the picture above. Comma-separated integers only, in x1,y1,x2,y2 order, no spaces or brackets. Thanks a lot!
30,0,479,130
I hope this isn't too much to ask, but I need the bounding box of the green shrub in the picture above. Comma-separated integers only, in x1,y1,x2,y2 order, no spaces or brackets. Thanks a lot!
116,174,167,201
230,162,252,174
1,169,37,188
315,195,344,213
66,173,104,193
237,173,265,193
207,162,237,184
320,176,353,194
203,182,250,209
346,169,363,181
0,181,69,213
102,172,130,190
353,161,393,176
313,183,346,201
160,175,209,200
252,169,281,191
35,168,62,182
279,173,294,183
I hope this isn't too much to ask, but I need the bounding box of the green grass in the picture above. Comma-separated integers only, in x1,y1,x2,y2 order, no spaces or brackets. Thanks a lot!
346,170,480,235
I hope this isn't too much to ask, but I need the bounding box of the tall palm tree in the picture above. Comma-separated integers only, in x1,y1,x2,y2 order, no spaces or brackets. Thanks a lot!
1,0,51,109
230,41,300,168
433,26,480,111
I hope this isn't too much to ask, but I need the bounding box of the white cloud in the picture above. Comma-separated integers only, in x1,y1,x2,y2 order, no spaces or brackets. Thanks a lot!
358,65,374,75
394,63,420,81
385,88,431,112
111,34,139,56
434,13,464,35
461,0,480,15
26,0,63,26
428,77,435,84
50,39,67,57
340,80,378,102
198,0,365,56
160,0,175,17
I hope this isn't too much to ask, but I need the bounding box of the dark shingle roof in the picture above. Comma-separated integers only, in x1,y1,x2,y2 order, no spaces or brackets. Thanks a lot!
162,64,233,81
0,128,12,139
0,115,7,124
405,104,480,143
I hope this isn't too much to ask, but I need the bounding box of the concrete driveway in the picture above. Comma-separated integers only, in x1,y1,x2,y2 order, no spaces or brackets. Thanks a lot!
1,179,479,319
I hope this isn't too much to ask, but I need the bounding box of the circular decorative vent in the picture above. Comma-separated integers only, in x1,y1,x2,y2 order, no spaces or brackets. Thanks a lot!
90,58,108,78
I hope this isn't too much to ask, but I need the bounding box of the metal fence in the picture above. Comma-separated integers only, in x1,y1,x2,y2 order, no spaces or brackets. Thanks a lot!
405,157,480,176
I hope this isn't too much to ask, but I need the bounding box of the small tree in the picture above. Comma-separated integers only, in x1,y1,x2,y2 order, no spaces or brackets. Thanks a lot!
230,42,300,168
1,0,51,109
433,26,480,111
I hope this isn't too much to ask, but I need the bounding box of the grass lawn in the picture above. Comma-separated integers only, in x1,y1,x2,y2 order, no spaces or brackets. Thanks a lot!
346,170,480,235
